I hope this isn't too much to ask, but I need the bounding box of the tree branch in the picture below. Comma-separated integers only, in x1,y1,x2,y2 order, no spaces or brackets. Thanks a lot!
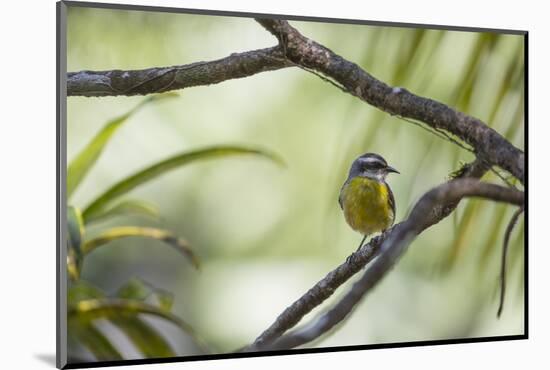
255,19,525,184
244,160,490,351
67,47,291,97
67,19,524,184
259,178,524,351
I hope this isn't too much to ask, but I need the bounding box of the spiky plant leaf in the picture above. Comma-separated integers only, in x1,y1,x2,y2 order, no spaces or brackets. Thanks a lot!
67,206,85,280
67,93,178,197
85,199,160,224
82,145,285,220
82,226,199,269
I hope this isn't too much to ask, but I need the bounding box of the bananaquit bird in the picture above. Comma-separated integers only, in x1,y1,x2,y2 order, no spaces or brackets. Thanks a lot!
339,153,399,250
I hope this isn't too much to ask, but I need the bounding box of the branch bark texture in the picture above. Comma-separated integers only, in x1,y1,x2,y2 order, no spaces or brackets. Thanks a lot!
67,47,290,97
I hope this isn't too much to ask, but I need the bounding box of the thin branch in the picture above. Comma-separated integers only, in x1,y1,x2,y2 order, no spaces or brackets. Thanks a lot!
497,206,524,318
396,115,474,153
296,65,351,94
489,167,519,189
261,179,524,350
67,47,292,97
255,19,524,184
244,159,489,351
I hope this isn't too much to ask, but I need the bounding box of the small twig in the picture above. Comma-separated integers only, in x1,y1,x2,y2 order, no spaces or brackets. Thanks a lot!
397,116,452,142
397,116,474,153
497,206,524,318
296,65,351,94
434,128,475,153
398,116,520,191
489,167,518,190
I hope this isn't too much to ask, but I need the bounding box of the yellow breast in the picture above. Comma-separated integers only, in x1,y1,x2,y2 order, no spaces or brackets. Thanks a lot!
340,177,394,235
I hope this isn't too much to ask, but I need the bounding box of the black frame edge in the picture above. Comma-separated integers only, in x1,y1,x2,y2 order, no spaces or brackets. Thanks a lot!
62,0,527,35
523,32,529,339
64,335,527,369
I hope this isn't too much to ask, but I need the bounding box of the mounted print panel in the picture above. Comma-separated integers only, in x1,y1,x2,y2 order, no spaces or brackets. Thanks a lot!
57,1,527,368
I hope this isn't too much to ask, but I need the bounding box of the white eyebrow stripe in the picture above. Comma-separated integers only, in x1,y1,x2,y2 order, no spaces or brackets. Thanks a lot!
359,157,385,165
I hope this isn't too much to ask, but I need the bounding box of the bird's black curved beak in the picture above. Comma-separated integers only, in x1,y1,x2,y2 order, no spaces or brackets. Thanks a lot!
386,165,400,174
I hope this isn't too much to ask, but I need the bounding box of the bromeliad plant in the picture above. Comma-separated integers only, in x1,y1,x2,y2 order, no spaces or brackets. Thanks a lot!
66,93,283,361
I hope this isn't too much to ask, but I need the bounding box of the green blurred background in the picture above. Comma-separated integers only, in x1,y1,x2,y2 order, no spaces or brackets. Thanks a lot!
66,6,525,359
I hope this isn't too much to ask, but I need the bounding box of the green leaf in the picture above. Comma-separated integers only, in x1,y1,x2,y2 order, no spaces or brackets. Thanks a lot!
110,316,175,358
85,199,161,224
67,93,178,198
504,90,525,143
68,206,85,253
82,145,285,220
69,298,208,353
67,253,80,282
69,322,123,361
82,226,199,269
414,30,446,91
68,281,105,304
441,199,483,270
116,278,174,313
392,28,426,85
153,290,174,313
116,278,152,301
67,206,85,280
69,280,177,358
451,33,497,110
487,40,524,127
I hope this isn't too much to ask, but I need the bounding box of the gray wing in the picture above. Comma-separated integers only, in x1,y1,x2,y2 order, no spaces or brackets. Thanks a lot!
338,181,347,210
386,182,396,223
